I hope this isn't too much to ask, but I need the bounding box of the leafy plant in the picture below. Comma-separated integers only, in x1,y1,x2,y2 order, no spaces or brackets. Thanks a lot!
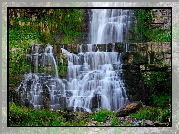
128,9,171,43
129,106,170,123
129,106,163,122
141,71,171,107
110,117,119,126
58,62,67,77
90,109,115,122
151,94,170,108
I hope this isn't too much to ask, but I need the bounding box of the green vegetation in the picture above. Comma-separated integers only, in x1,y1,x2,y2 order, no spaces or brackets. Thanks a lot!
110,117,119,126
9,8,172,127
127,9,171,126
9,102,89,126
141,71,171,108
9,8,83,89
129,106,170,123
9,103,118,126
90,109,115,122
58,62,67,77
128,9,171,43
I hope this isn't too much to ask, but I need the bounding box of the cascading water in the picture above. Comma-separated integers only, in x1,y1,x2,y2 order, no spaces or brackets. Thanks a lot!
90,4,136,44
16,44,66,110
15,6,135,112
62,44,128,112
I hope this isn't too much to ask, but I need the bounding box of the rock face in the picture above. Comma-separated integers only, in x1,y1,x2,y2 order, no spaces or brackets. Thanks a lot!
64,107,91,113
116,101,143,117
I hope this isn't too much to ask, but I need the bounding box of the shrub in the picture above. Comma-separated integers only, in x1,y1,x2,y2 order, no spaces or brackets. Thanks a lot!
90,109,115,122
129,106,170,123
9,102,66,126
110,117,119,126
141,71,171,107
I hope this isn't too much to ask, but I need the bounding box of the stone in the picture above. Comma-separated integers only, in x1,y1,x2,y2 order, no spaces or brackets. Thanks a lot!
72,44,79,54
115,101,143,117
44,100,50,109
64,106,91,113
107,43,113,52
97,44,106,51
67,44,72,52
143,120,154,126
115,42,125,52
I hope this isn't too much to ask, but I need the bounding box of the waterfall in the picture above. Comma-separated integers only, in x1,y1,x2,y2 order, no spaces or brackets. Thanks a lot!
15,5,135,112
90,2,136,44
62,44,128,112
16,44,66,110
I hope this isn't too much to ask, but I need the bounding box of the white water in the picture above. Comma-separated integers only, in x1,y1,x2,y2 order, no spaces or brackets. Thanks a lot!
90,3,136,44
16,44,66,110
42,44,59,77
15,5,136,112
62,44,128,111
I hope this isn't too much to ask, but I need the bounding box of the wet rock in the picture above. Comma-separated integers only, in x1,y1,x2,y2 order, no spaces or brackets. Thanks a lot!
67,44,72,52
107,43,114,52
44,100,50,109
97,44,106,51
64,107,91,113
91,108,100,112
115,42,125,52
72,44,79,54
116,101,143,117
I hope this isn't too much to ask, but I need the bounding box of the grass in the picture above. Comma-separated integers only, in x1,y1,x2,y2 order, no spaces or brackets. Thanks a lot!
9,102,171,126
9,102,115,126
129,106,171,123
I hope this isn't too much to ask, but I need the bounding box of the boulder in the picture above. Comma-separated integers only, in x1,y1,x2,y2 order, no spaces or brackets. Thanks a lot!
116,101,143,117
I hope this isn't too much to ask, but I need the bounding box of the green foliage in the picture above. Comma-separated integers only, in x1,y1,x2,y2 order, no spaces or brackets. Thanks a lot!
129,106,162,121
9,102,90,126
9,8,83,85
90,109,115,122
141,71,171,107
159,108,171,123
9,102,170,126
9,102,64,126
129,106,170,123
38,66,45,73
129,9,154,42
151,94,170,108
110,117,119,126
152,28,171,42
58,63,67,77
128,9,171,42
